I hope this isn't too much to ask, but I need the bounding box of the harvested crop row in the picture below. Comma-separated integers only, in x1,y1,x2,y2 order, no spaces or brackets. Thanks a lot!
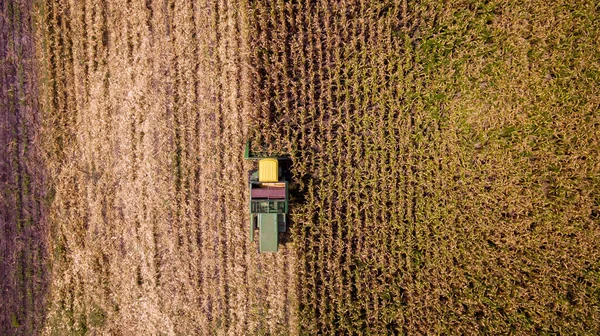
38,0,297,334
0,0,48,333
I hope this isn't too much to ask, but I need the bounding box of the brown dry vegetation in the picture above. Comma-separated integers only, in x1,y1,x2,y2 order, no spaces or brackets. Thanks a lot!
249,0,600,334
1,0,600,335
37,0,296,335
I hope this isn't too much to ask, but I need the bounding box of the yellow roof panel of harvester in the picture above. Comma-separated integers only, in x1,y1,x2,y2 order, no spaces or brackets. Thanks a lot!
258,158,279,182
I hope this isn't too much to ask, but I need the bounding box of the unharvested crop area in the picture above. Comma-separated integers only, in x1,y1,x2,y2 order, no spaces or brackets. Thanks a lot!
250,0,600,334
1,0,599,334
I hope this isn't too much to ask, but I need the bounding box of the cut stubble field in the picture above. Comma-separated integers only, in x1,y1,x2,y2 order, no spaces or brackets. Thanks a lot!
1,0,599,335
36,0,296,334
1,0,48,333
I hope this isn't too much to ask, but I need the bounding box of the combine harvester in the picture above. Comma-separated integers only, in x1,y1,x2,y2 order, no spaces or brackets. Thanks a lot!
244,142,289,253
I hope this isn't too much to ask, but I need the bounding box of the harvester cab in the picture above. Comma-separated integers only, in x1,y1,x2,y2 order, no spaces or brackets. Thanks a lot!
244,141,289,253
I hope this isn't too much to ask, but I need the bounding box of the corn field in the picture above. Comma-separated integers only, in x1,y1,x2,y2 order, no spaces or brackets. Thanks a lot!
1,0,599,334
249,0,600,333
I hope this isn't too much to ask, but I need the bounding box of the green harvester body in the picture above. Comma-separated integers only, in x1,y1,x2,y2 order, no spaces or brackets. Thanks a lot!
245,142,289,253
